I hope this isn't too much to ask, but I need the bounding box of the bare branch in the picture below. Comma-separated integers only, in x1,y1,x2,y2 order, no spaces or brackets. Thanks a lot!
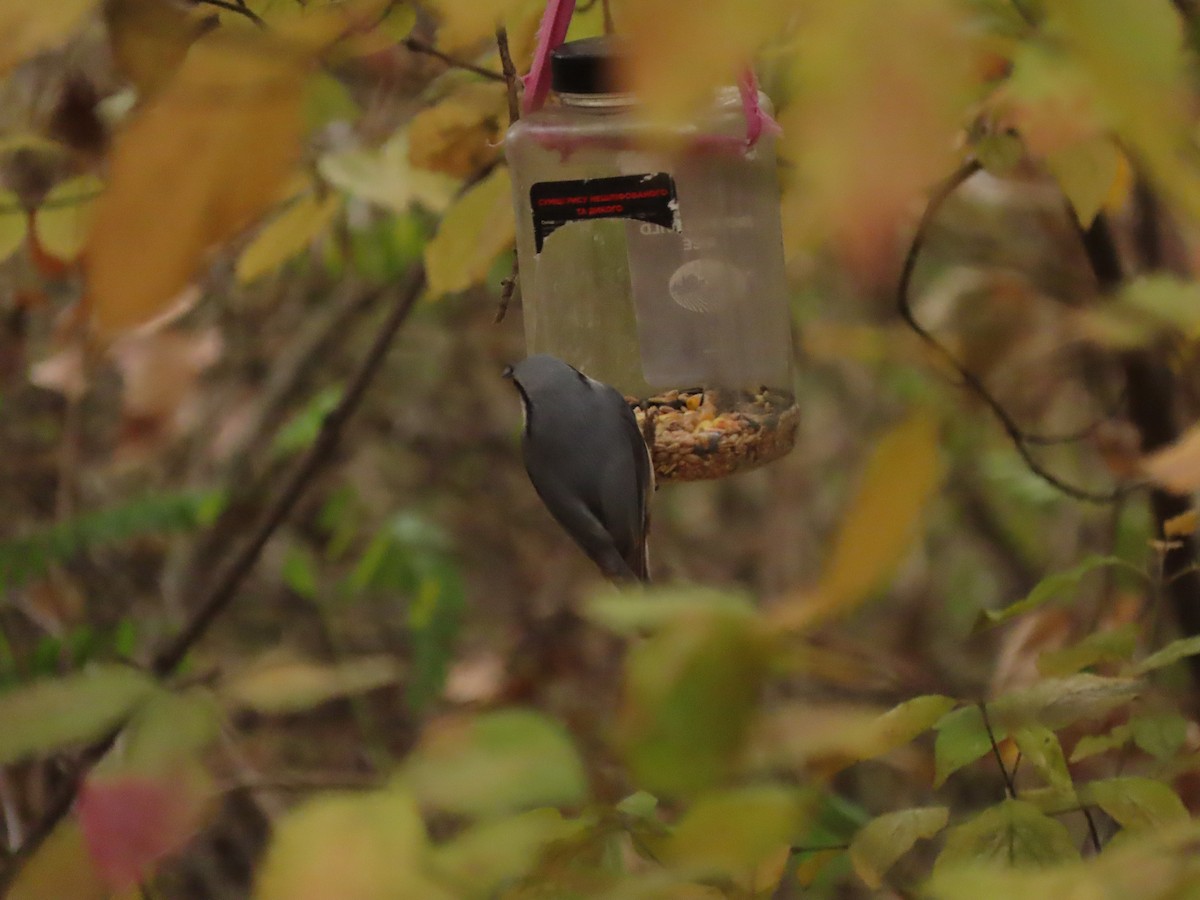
897,157,1127,504
403,36,506,82
496,27,521,126
191,0,266,28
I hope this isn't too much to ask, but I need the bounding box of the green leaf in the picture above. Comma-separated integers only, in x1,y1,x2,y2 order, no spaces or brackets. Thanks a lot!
255,788,453,900
272,386,343,458
1012,725,1071,792
0,189,28,262
1045,135,1121,227
662,785,811,879
1133,634,1200,675
35,174,103,262
616,790,659,821
282,545,320,600
405,558,465,714
617,611,767,796
305,72,359,131
0,490,225,594
934,705,993,788
849,806,949,889
0,665,156,764
1037,624,1137,677
221,655,400,714
934,800,1080,874
107,687,221,774
975,555,1128,631
1130,712,1188,761
430,809,576,899
584,586,756,634
1070,724,1132,762
1083,777,1189,831
403,709,587,817
990,674,1142,732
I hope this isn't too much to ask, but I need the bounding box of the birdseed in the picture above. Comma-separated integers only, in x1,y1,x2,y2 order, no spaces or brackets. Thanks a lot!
628,387,799,482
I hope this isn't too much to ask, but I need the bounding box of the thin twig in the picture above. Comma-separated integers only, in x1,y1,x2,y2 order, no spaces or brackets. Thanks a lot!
192,0,266,28
495,255,519,323
494,27,521,324
1081,805,1103,854
897,157,1126,504
402,36,506,82
602,0,615,34
978,701,1017,798
789,843,849,854
496,27,521,126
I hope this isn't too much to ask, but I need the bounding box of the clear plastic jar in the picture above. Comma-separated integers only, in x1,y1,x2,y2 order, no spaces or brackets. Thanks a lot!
505,37,796,481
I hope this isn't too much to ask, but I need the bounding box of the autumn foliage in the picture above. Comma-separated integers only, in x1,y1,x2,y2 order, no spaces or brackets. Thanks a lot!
6,0,1200,898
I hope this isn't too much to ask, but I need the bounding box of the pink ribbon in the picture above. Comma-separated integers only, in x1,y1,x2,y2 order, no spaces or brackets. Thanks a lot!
519,0,780,146
521,0,576,115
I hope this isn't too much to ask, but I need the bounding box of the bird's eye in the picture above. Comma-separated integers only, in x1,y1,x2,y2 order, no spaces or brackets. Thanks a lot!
502,364,514,379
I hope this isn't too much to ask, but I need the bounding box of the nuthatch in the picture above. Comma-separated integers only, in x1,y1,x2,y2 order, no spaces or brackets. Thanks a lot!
504,354,652,583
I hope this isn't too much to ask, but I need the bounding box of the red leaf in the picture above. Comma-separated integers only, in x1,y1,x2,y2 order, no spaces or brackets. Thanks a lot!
77,772,204,889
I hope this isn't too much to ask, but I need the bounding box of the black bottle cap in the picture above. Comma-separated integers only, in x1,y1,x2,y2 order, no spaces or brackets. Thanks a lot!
551,37,628,94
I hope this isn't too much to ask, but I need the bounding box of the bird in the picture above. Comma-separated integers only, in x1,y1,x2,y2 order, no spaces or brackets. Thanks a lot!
504,354,652,583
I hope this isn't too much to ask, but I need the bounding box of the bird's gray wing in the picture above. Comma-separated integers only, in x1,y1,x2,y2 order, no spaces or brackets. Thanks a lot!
523,441,642,582
595,386,652,582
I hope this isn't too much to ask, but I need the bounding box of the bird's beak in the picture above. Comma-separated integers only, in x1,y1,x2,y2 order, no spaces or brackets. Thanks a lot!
501,364,514,380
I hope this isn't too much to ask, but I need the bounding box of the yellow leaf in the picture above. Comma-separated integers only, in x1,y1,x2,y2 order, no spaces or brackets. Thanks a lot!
773,411,942,631
780,2,977,274
0,189,27,262
336,2,416,57
8,818,107,900
620,0,791,128
424,167,514,300
423,0,527,53
84,32,309,338
0,0,97,75
235,191,340,284
1142,423,1200,495
1046,135,1121,228
105,0,205,97
255,788,455,900
1164,509,1198,538
1047,0,1200,219
34,174,103,263
222,654,400,714
408,82,507,178
850,807,949,889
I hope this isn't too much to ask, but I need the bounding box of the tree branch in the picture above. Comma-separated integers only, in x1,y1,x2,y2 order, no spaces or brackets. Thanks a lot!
494,28,521,324
151,268,426,677
402,37,506,82
0,267,427,888
191,0,266,28
898,158,1125,504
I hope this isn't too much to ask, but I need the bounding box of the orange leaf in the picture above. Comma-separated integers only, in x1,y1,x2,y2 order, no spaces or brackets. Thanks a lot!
1142,423,1200,495
84,31,313,338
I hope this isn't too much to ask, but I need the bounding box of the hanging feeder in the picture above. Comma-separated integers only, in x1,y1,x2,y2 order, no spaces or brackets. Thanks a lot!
505,36,797,482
